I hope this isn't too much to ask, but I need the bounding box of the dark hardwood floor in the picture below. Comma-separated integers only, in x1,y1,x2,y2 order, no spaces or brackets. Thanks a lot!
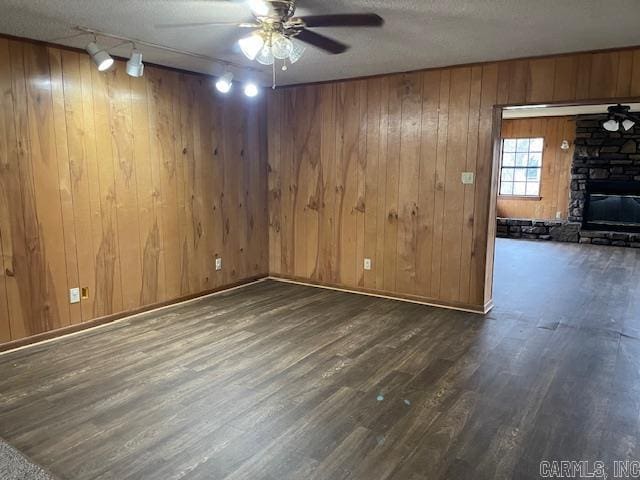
1,239,640,479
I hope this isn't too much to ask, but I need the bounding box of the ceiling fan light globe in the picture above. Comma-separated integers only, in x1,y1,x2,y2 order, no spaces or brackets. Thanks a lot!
622,119,636,131
272,36,293,60
256,45,275,65
603,119,620,132
288,41,305,64
239,33,264,61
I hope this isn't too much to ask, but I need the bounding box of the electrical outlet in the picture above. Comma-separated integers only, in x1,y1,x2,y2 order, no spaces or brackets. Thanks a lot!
556,211,562,219
364,258,372,271
461,172,475,185
69,288,80,304
215,257,222,271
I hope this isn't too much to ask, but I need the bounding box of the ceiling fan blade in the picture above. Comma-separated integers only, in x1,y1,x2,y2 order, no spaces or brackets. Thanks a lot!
155,21,257,29
298,13,384,28
295,29,349,54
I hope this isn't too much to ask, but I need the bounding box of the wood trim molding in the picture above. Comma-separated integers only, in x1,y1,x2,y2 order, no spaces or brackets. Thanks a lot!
0,275,268,354
498,195,543,201
268,275,491,315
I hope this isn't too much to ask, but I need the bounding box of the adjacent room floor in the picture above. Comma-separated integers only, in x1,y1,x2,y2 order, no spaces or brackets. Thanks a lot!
1,239,640,480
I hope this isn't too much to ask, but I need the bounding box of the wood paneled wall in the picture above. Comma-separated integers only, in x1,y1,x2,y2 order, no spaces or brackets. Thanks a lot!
0,37,268,343
498,117,576,220
267,47,640,311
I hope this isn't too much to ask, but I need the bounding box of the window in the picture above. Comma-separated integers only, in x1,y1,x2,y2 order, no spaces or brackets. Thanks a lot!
499,137,543,197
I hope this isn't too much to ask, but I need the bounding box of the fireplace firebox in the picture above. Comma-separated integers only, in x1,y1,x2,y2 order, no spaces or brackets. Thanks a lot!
583,181,640,233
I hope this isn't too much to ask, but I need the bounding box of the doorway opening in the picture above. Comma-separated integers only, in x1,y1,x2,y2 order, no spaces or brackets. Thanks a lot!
488,101,640,316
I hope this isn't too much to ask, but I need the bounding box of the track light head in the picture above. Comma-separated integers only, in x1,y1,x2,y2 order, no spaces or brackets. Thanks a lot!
86,41,114,72
215,72,234,94
126,50,144,77
244,82,259,98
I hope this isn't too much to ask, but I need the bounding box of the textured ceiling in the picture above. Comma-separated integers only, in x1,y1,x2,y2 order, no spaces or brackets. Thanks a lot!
1,0,640,86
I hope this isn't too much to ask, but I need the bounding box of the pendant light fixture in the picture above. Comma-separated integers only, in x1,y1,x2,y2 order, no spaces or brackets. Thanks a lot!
602,104,640,132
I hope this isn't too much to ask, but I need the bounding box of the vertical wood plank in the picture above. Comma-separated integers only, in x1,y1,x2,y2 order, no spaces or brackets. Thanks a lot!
615,50,633,97
24,42,70,331
527,58,556,103
429,70,451,299
459,65,482,303
336,82,359,287
48,47,82,325
382,75,402,292
374,77,389,291
631,49,640,97
91,61,124,315
355,81,367,287
589,52,619,99
395,72,422,295
575,53,593,100
440,67,471,302
363,78,381,290
0,39,15,341
106,66,142,309
415,70,441,298
267,91,282,275
552,55,578,102
78,55,106,319
60,50,97,321
315,84,336,283
130,73,160,305
507,60,529,104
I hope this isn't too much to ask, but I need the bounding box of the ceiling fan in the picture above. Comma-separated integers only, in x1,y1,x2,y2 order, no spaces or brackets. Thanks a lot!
156,0,384,70
603,104,640,132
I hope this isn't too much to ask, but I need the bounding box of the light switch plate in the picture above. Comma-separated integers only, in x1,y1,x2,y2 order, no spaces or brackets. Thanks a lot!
69,288,80,304
461,172,475,185
215,258,222,271
364,258,372,271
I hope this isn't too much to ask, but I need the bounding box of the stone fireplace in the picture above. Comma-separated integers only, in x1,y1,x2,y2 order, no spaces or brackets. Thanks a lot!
569,114,640,245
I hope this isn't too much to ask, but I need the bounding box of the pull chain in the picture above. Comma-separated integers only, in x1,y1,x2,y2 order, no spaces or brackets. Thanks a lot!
272,60,276,89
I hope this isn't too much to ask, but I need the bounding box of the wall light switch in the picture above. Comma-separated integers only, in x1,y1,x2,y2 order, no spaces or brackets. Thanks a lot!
364,258,372,271
69,288,80,304
215,258,222,271
461,172,475,185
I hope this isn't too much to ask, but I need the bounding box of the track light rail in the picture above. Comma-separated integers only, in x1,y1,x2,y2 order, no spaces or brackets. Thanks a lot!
74,25,261,74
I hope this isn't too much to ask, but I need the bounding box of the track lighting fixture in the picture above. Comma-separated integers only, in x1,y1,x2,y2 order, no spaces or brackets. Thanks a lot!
126,49,144,77
215,72,234,94
244,82,259,98
86,41,114,71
